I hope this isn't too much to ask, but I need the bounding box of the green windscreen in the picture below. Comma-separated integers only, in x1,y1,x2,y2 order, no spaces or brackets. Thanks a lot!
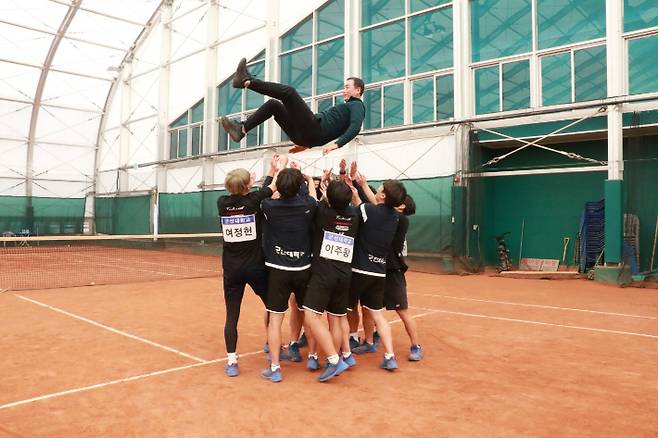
95,196,151,235
158,190,226,234
0,196,85,235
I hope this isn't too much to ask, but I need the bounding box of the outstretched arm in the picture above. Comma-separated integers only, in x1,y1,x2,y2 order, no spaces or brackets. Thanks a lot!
354,172,377,204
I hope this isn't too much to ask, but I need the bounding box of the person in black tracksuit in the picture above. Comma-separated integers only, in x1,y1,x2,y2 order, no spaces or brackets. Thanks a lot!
220,58,366,156
384,195,423,362
349,175,406,371
302,178,361,382
260,167,317,382
216,155,279,377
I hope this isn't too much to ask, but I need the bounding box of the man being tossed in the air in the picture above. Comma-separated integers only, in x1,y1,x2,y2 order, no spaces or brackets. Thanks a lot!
220,58,365,156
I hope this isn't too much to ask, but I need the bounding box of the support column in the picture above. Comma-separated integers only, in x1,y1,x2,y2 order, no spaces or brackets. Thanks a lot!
605,0,624,264
118,60,132,193
202,0,219,187
452,0,471,257
344,0,360,78
156,0,173,193
264,0,280,144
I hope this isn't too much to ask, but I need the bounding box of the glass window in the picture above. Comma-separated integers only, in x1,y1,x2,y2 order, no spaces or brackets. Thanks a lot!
246,123,262,147
629,35,658,94
246,61,265,110
383,83,404,126
574,45,606,101
317,0,344,41
537,0,605,50
471,0,532,62
361,20,406,83
541,52,571,106
218,121,241,151
502,60,530,111
413,78,434,123
170,113,187,128
411,0,451,14
364,87,382,129
169,130,178,158
624,0,658,32
178,129,188,158
318,96,335,113
191,126,202,155
218,83,241,115
281,16,312,52
362,0,405,27
316,38,345,94
280,48,312,97
436,74,454,119
190,99,204,123
410,7,453,74
475,65,500,114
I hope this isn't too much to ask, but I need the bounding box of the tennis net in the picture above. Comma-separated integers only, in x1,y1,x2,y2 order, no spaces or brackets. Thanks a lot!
0,233,223,291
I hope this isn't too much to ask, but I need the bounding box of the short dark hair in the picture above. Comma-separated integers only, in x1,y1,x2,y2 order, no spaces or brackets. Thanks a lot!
326,180,352,211
347,77,365,96
402,194,416,216
383,180,406,208
276,168,304,199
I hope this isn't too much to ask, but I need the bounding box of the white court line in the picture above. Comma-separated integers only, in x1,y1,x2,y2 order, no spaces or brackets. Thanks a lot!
408,305,658,339
0,311,441,411
0,350,263,411
14,294,208,362
408,292,658,320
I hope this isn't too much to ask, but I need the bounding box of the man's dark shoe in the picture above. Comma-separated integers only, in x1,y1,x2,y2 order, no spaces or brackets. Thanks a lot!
232,57,253,88
220,117,245,142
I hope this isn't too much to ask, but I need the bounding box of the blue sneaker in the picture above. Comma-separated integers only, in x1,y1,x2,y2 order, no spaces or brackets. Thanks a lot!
297,333,308,348
409,345,423,361
306,355,320,371
265,347,291,362
318,359,348,382
335,358,349,376
352,341,377,355
373,331,381,347
342,353,356,368
288,342,302,362
380,356,398,371
349,336,360,351
263,343,270,354
225,363,239,377
261,367,283,383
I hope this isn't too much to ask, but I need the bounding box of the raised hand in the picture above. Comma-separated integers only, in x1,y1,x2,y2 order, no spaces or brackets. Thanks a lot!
350,161,357,179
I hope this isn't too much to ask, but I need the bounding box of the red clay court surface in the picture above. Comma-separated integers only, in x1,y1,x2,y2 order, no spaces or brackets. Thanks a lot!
1,272,658,437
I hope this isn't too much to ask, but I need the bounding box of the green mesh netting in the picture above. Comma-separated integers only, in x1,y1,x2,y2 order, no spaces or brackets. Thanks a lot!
95,196,151,235
624,135,658,272
158,190,226,234
0,196,85,235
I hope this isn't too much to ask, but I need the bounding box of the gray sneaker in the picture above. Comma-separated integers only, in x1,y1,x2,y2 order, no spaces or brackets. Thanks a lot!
232,57,253,88
220,117,245,143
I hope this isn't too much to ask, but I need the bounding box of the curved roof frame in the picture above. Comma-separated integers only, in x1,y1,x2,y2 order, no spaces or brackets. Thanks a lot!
0,0,162,199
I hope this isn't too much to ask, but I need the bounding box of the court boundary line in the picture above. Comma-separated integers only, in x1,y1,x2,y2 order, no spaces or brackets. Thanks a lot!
14,294,208,362
0,350,263,411
408,305,658,339
0,311,438,411
408,292,658,320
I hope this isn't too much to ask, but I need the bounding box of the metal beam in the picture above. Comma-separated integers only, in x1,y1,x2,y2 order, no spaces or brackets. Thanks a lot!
47,0,145,26
26,1,81,198
0,57,114,82
466,166,607,178
126,23,267,82
0,18,126,52
0,96,103,114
